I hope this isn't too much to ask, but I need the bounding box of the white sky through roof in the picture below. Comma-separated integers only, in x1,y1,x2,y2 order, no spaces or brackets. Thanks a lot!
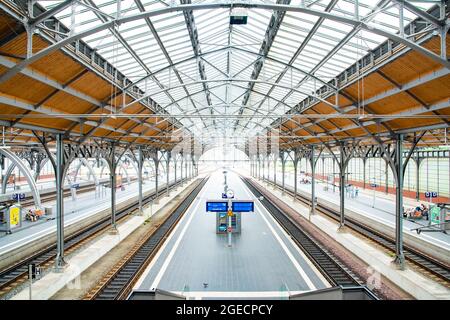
37,0,437,141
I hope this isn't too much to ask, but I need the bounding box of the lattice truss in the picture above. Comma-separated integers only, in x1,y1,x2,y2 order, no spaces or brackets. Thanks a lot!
0,0,448,148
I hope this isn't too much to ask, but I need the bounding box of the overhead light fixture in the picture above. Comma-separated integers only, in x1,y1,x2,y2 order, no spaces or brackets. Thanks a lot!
230,8,248,25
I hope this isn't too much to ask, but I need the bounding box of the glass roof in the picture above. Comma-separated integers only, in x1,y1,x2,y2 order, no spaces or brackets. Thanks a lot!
37,0,436,141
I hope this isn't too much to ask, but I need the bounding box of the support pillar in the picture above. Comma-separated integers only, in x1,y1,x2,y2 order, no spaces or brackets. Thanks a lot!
273,158,277,187
338,143,346,229
258,158,261,180
174,157,178,189
184,156,188,183
281,152,286,195
180,155,184,186
362,158,367,189
310,145,316,215
109,143,118,233
166,153,170,197
393,134,406,270
154,158,159,204
415,156,420,201
138,147,143,215
55,134,67,271
262,158,265,181
293,158,298,201
385,159,389,194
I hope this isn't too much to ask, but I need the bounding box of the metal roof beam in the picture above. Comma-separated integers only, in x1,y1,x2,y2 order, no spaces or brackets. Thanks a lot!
3,2,448,86
390,0,445,27
234,0,291,131
28,0,76,27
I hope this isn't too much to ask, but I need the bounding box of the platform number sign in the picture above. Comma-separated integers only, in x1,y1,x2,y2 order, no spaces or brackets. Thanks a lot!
12,193,25,201
425,192,438,198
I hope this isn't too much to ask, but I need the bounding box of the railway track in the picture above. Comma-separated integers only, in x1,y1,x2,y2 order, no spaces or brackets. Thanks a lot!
0,178,186,298
261,177,450,286
10,180,110,208
85,177,208,300
241,177,366,291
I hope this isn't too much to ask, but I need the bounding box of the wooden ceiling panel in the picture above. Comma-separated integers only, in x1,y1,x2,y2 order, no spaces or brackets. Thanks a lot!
0,73,55,104
344,72,395,100
20,112,73,129
377,37,446,85
0,103,25,115
367,91,420,114
341,127,365,137
408,75,450,105
44,91,94,114
0,13,14,36
124,103,147,115
384,113,442,130
69,71,112,100
30,50,85,84
325,117,353,128
311,103,336,114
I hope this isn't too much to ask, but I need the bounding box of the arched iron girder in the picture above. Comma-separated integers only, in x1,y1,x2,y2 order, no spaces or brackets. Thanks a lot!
0,148,42,208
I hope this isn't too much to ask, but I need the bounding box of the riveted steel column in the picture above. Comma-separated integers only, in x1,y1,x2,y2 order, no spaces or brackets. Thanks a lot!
110,143,118,232
138,147,143,215
339,143,345,228
293,157,298,201
311,145,316,214
362,158,367,189
273,158,277,187
258,158,261,179
393,134,406,269
415,156,420,201
166,153,170,197
55,133,67,270
385,159,389,194
281,153,286,195
154,158,159,204
180,155,184,186
174,157,177,189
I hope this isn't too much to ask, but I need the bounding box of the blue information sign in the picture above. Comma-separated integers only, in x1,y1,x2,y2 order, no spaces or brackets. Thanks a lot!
71,183,80,189
425,191,438,198
232,201,254,213
12,193,25,201
206,201,228,212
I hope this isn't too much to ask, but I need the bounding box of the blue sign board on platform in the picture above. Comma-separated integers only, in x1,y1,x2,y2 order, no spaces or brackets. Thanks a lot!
232,201,254,213
12,193,25,201
425,191,438,198
71,183,80,189
206,201,228,212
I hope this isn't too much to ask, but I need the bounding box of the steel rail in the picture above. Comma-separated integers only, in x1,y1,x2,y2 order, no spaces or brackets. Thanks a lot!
88,177,208,300
262,177,450,285
241,176,364,289
0,178,186,297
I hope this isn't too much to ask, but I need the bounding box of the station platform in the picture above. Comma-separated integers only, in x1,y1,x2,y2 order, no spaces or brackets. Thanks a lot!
0,175,176,270
133,171,330,299
244,173,450,300
265,172,449,261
